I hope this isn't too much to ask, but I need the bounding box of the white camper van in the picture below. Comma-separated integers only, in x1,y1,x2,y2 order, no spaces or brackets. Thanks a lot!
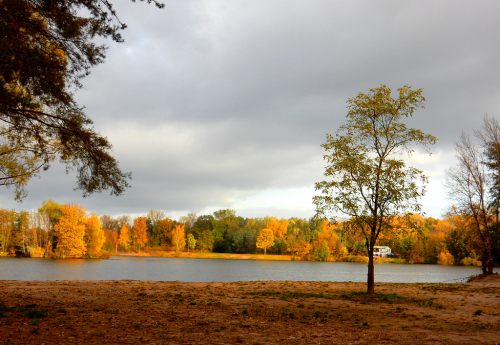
373,246,393,258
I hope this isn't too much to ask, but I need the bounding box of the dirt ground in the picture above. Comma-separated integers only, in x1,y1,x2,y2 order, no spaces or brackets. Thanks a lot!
0,275,499,344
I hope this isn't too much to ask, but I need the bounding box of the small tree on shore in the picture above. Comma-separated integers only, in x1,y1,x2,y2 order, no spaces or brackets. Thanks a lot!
172,224,186,252
132,217,148,251
313,85,436,295
54,205,87,258
445,116,500,274
118,224,131,251
187,233,196,252
256,228,274,255
85,214,105,258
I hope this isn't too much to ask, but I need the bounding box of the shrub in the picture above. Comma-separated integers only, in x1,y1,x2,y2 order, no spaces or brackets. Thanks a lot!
437,251,454,265
461,257,481,266
343,256,369,263
28,247,45,258
313,243,330,262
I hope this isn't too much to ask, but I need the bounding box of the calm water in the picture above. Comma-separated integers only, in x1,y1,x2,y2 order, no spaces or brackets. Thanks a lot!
1,256,497,283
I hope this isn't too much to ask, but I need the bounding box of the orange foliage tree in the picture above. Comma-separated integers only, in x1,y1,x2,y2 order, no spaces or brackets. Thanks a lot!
118,224,131,250
313,220,348,259
54,204,87,258
265,217,288,240
172,224,186,252
85,214,105,257
157,218,175,246
132,217,148,250
104,229,119,253
296,235,312,259
256,228,274,255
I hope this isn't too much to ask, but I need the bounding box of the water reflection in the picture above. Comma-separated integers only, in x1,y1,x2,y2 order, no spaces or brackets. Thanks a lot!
1,256,495,283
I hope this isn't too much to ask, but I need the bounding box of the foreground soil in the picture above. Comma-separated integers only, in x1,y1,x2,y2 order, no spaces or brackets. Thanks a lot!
0,275,499,344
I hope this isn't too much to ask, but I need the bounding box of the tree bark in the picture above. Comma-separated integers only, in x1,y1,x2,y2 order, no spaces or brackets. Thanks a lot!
488,258,494,274
481,259,487,275
367,244,375,295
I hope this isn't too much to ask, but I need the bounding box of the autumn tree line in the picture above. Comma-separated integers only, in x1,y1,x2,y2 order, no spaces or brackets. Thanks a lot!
0,202,498,265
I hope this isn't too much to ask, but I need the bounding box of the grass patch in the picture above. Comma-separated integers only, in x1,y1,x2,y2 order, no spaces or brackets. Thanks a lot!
245,290,408,303
421,285,464,293
23,309,48,319
0,305,14,312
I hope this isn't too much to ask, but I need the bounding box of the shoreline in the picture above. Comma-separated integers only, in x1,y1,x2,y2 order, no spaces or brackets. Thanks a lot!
0,275,499,344
115,250,405,264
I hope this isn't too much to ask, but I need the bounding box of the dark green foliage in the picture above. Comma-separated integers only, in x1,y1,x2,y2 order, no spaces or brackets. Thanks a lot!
230,230,257,254
313,242,330,261
447,228,475,263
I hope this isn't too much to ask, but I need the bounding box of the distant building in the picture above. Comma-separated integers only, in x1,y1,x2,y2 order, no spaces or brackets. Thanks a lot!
373,246,393,257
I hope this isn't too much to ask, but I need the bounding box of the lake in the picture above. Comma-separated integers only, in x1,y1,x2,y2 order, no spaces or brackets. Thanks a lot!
1,256,496,283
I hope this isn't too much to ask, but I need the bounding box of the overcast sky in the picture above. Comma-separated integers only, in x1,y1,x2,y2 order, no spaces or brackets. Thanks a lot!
3,0,500,220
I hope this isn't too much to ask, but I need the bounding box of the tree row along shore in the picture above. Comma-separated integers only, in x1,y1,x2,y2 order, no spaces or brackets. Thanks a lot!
1,200,497,267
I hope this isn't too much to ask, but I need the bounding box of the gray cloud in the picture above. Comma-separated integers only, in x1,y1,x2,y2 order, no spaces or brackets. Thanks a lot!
4,0,500,219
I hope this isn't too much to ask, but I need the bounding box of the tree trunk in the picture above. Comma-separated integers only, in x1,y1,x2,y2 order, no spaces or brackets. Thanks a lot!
481,259,487,275
488,258,494,274
264,247,266,255
367,245,375,296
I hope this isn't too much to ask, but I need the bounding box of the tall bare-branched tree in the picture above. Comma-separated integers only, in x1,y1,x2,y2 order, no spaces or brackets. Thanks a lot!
446,116,500,274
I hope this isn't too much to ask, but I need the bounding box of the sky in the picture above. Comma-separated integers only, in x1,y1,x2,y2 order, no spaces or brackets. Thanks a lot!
3,0,500,220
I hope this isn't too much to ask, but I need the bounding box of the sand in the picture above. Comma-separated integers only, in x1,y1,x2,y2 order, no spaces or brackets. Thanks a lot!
0,274,499,344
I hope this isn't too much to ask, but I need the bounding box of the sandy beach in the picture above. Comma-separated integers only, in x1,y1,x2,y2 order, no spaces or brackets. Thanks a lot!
0,275,499,344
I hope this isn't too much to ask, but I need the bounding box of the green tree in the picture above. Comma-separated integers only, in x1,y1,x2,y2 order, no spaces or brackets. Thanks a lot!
186,233,196,252
313,242,330,262
196,230,214,252
147,210,166,246
212,209,239,252
0,0,163,199
313,85,436,295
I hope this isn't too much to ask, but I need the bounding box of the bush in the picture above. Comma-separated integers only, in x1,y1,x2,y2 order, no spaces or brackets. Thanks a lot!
342,256,369,263
461,257,481,266
313,243,330,262
28,247,45,258
437,251,454,265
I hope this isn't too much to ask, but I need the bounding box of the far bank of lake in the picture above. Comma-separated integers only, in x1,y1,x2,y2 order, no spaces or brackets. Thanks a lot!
1,256,496,283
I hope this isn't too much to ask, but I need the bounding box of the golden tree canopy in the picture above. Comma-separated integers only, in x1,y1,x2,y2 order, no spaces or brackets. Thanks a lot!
54,204,87,258
172,224,186,252
256,228,274,254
